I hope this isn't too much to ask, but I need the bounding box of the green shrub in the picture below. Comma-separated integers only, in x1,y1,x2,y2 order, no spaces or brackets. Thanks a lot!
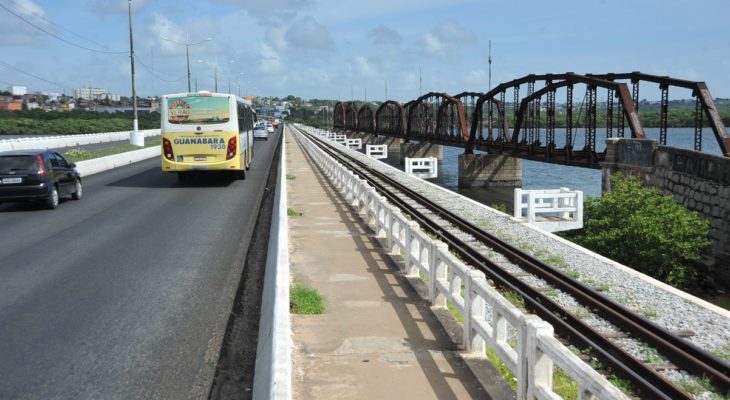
561,173,711,287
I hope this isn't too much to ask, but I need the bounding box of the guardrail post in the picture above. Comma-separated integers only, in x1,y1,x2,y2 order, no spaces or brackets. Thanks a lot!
464,270,486,353
404,221,420,276
527,191,536,223
525,317,554,400
514,188,523,218
429,242,448,308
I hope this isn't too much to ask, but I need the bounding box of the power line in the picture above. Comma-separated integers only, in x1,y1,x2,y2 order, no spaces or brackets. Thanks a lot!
0,60,69,91
134,55,187,83
2,0,121,52
0,1,127,54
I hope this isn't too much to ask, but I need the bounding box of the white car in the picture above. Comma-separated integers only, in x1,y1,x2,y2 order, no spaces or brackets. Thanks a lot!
265,122,275,134
253,125,268,140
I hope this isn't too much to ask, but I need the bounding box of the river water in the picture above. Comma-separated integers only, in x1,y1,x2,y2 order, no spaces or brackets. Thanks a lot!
378,127,727,212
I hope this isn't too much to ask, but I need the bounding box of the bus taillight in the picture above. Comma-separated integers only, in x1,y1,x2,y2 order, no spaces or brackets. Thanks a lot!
163,138,174,161
226,136,237,160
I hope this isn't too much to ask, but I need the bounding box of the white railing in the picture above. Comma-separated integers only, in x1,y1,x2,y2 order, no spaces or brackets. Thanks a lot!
292,124,628,400
404,157,438,179
0,129,160,152
334,134,347,145
513,188,584,232
346,138,362,150
365,144,388,159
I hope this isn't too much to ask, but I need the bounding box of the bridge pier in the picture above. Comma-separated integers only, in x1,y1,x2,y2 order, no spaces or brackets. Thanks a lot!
369,136,401,151
400,142,442,163
458,154,522,188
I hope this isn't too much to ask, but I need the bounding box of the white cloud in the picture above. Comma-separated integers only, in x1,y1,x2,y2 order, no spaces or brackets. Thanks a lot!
369,25,402,46
420,21,475,56
0,0,53,46
265,26,288,52
258,43,284,74
86,0,157,15
285,16,335,53
353,56,379,79
213,0,312,23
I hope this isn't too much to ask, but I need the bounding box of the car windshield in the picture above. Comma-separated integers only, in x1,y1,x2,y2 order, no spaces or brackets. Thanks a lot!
0,155,36,172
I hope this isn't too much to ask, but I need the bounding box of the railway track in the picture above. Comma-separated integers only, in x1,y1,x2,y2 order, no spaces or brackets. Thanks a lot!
293,126,730,400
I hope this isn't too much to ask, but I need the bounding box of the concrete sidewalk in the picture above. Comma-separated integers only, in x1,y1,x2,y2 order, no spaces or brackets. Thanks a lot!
286,129,503,399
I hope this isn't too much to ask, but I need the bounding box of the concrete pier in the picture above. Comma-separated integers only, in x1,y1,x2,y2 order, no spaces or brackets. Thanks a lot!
400,142,442,162
458,153,522,188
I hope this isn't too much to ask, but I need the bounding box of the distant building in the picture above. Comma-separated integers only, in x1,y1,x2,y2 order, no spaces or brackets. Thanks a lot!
74,86,120,101
0,99,23,111
7,86,27,96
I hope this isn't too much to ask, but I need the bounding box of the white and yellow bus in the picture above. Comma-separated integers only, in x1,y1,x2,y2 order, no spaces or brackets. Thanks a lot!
160,91,256,181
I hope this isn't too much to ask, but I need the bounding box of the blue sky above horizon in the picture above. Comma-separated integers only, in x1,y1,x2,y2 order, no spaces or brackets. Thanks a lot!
1,0,729,102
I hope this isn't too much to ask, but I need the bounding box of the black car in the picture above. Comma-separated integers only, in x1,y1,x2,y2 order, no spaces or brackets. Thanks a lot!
0,149,82,209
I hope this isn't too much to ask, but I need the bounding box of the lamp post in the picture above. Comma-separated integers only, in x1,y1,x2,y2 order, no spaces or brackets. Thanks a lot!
161,35,211,92
127,0,143,146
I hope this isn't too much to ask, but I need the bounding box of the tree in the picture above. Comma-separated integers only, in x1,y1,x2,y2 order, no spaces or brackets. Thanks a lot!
560,173,711,287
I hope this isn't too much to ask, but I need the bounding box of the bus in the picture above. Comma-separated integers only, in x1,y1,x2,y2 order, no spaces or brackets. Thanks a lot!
160,91,256,181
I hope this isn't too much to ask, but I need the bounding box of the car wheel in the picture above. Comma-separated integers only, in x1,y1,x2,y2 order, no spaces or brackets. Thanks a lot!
72,179,83,200
46,186,59,209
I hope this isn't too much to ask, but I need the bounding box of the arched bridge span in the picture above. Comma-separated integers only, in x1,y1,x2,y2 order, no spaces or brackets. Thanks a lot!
334,72,729,168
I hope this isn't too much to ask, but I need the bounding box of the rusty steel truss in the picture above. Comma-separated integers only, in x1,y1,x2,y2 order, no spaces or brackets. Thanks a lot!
333,72,729,168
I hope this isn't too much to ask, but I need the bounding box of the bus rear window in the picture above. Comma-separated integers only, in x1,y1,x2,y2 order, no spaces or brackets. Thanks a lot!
167,96,230,124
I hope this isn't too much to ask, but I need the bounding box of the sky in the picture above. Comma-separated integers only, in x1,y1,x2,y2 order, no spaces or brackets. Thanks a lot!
1,0,729,102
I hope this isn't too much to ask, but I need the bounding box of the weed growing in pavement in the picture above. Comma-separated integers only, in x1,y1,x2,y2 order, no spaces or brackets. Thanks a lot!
286,174,296,180
290,283,324,314
287,208,303,217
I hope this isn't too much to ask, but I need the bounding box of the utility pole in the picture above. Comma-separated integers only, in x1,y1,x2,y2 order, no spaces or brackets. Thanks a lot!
364,88,367,103
214,64,218,92
384,80,387,101
488,40,492,92
127,0,143,146
419,67,422,97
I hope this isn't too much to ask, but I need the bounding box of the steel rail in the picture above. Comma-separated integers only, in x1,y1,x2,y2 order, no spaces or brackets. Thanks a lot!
297,128,730,399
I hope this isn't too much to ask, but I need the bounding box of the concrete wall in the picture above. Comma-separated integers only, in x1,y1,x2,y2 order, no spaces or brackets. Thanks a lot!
602,138,730,287
458,153,522,188
400,142,443,162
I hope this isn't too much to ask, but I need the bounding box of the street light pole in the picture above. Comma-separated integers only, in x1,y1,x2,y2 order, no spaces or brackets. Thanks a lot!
127,0,143,146
185,44,191,91
162,36,211,92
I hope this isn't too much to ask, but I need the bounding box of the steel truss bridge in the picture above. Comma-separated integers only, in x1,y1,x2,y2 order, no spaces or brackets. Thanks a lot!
332,72,730,168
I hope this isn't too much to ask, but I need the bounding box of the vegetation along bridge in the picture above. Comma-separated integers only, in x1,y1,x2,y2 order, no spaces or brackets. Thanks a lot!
332,71,730,168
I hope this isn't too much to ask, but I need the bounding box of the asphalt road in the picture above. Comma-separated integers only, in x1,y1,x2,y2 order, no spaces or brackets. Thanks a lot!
0,131,281,400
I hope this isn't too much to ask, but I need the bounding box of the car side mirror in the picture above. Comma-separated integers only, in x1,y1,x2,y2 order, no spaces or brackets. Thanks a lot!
69,163,76,168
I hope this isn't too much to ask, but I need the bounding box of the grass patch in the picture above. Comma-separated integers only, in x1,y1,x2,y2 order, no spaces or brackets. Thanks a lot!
553,366,579,400
712,344,730,362
502,290,525,309
447,301,464,323
286,174,296,180
63,138,161,163
287,208,303,217
486,347,518,391
290,283,324,314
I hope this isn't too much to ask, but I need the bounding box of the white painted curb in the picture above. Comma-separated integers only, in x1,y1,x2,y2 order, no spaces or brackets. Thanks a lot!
75,146,160,176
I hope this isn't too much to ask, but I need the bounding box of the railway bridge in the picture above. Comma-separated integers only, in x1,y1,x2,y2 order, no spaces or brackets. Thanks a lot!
330,71,730,294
